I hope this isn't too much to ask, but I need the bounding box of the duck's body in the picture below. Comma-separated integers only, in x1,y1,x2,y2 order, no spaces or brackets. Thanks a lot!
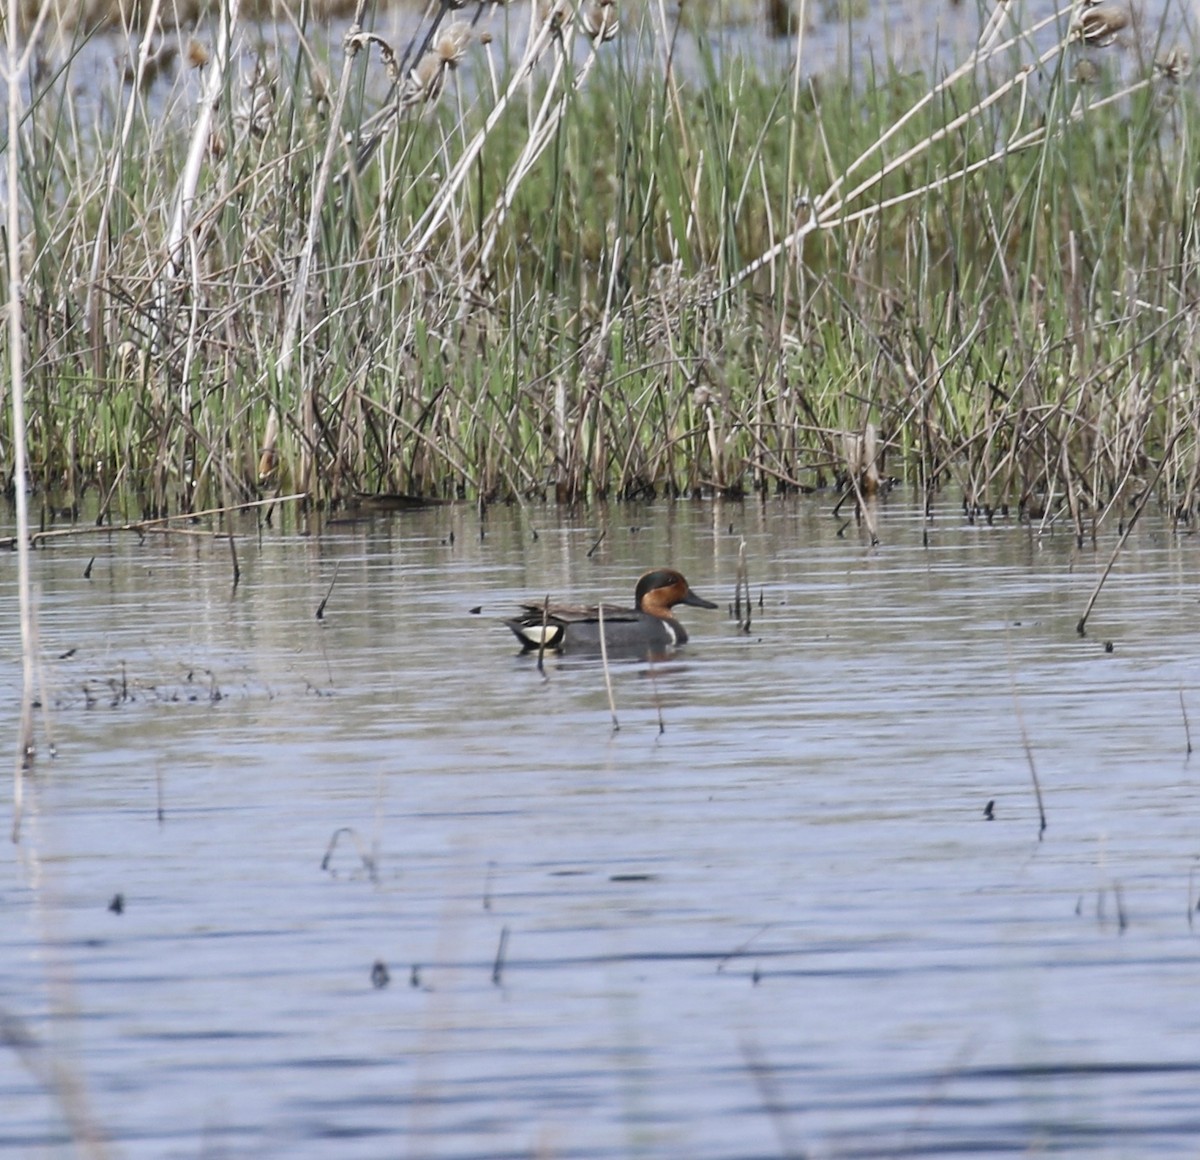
506,569,717,654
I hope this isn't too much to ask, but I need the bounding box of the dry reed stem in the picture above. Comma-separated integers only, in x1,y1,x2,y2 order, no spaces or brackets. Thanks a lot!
316,561,340,619
265,0,372,496
729,2,1075,289
160,0,241,351
0,1004,111,1158
473,12,612,267
0,494,308,550
320,826,379,881
597,603,619,731
403,1,562,255
1076,422,1190,635
535,595,550,675
734,538,752,632
85,0,164,371
1007,643,1048,840
6,0,52,837
5,11,110,1152
816,3,1069,212
359,394,481,492
772,0,812,389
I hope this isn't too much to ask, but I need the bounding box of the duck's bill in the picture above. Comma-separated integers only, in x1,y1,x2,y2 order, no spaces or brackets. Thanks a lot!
682,589,718,609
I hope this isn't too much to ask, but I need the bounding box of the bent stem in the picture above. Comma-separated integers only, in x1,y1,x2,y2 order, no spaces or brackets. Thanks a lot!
729,1,1077,290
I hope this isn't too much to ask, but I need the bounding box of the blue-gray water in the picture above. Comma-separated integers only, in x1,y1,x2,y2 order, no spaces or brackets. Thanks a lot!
54,0,1191,134
3,497,1200,1157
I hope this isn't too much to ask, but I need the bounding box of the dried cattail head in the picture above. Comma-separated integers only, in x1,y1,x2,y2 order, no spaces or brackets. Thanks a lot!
257,447,279,484
693,385,713,408
1071,58,1099,84
582,0,619,42
402,51,447,109
434,20,471,67
1155,46,1191,82
1070,3,1128,47
538,0,571,33
186,38,210,69
308,65,331,110
115,341,146,381
400,20,470,109
234,54,278,137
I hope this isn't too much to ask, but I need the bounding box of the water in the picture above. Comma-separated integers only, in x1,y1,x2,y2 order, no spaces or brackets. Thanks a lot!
57,0,1191,132
3,497,1200,1157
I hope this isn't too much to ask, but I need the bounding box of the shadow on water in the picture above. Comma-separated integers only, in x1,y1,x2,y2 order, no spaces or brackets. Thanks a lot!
3,497,1200,1157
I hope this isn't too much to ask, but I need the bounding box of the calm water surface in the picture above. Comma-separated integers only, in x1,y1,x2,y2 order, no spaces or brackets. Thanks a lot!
3,498,1200,1158
64,0,1192,129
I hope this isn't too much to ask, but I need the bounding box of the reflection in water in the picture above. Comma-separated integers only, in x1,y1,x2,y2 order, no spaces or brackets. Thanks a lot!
3,498,1200,1157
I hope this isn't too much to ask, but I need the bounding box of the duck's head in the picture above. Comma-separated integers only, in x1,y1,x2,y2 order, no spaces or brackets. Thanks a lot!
635,569,718,620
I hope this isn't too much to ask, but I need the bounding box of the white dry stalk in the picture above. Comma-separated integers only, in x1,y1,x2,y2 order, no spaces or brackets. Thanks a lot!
181,229,204,419
776,0,810,306
263,2,374,488
160,0,241,350
7,44,111,1158
85,0,164,361
403,3,561,256
475,16,603,267
815,3,1070,214
478,41,575,255
598,225,624,347
730,0,1078,289
6,0,54,837
650,0,688,148
819,70,1154,232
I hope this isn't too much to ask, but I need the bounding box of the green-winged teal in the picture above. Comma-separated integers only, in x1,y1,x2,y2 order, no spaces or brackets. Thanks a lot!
506,568,718,653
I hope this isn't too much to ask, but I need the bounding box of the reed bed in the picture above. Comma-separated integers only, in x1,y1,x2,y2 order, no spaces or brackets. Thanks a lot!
4,0,1200,526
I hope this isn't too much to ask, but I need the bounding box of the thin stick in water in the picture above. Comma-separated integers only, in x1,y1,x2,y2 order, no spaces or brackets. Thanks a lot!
228,531,240,589
1010,672,1047,840
483,861,495,911
597,603,619,731
316,562,341,620
536,595,550,676
1181,689,1192,758
736,538,752,633
738,1038,805,1160
647,661,666,735
0,493,308,551
1077,426,1185,636
492,925,510,986
320,826,378,882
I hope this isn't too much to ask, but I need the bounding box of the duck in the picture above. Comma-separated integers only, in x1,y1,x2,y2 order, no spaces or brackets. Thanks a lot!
506,568,718,653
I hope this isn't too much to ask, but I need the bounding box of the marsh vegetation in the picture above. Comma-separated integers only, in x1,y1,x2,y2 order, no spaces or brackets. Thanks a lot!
4,0,1199,533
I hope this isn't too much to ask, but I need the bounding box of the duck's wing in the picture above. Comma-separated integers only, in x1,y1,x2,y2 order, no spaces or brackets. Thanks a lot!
514,601,638,624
